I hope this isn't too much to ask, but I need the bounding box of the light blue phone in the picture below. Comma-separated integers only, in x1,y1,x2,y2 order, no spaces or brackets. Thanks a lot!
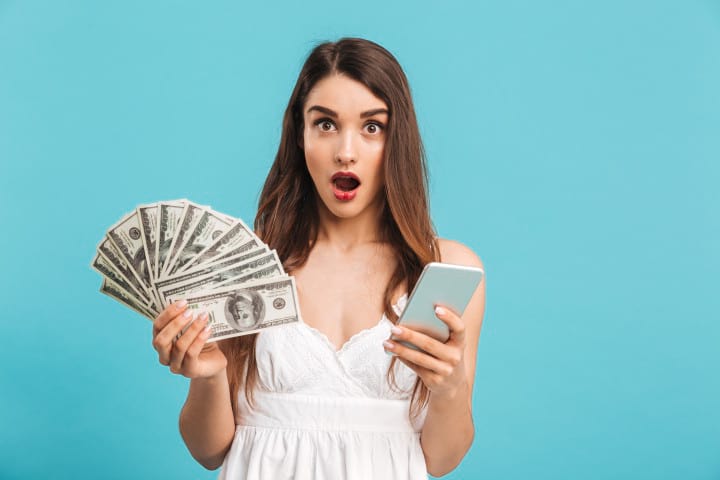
394,262,484,348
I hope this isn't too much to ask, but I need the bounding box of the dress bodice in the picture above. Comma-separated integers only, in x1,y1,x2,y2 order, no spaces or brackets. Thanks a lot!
252,294,420,401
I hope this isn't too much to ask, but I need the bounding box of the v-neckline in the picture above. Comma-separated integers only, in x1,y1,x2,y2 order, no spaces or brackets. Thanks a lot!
300,293,407,355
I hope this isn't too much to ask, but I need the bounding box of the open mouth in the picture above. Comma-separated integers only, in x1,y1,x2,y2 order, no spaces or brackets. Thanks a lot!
331,172,361,200
333,176,359,191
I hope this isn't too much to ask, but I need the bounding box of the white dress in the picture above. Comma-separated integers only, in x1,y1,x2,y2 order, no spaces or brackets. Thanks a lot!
218,294,429,480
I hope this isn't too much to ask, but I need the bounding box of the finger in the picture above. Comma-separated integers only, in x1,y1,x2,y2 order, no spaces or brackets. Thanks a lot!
396,356,440,386
182,322,213,372
383,339,454,377
170,313,209,373
389,325,456,362
153,300,188,336
153,308,194,365
434,305,466,344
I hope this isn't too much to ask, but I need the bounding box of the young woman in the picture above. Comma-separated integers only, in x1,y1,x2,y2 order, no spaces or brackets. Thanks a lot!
151,37,486,479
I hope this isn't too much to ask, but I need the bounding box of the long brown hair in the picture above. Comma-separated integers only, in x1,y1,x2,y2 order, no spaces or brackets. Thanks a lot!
220,37,439,420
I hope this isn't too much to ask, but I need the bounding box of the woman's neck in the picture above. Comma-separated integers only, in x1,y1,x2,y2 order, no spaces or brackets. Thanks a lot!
315,202,384,251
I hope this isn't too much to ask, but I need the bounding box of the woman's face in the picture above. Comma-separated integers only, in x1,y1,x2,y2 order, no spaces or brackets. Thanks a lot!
302,74,388,220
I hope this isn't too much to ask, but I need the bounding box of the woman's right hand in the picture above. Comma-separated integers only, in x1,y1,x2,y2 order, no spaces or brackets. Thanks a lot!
152,300,228,379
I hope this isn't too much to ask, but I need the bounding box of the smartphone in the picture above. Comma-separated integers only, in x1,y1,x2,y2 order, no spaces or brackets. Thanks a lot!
394,262,484,349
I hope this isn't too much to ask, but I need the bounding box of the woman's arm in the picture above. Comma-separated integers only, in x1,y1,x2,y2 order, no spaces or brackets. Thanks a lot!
383,239,486,476
152,301,237,470
179,370,236,470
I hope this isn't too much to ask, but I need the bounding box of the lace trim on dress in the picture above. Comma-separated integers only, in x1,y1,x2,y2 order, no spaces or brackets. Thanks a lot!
299,293,408,355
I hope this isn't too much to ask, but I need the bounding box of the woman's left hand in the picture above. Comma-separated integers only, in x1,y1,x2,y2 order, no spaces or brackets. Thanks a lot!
383,305,468,400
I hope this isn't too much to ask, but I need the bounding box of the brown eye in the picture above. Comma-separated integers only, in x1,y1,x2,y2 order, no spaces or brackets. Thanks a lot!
366,122,383,134
315,119,336,132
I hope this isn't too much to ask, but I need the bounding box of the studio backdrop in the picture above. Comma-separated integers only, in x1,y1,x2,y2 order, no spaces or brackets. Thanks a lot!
1,1,718,479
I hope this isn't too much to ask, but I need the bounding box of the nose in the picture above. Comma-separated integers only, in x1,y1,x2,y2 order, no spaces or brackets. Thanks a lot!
335,129,357,165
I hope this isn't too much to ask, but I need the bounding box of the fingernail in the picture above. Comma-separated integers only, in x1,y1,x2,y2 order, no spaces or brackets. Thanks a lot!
383,340,394,350
201,325,211,337
390,325,402,335
435,306,446,316
200,312,209,322
176,299,187,308
183,309,192,318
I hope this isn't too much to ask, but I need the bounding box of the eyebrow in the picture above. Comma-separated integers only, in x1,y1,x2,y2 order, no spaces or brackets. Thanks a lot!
306,105,389,119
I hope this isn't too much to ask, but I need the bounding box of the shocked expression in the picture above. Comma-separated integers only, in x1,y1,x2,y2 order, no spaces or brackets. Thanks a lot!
302,74,388,219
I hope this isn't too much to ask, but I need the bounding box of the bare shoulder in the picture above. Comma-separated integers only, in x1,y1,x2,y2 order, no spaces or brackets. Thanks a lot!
436,238,485,396
437,238,484,270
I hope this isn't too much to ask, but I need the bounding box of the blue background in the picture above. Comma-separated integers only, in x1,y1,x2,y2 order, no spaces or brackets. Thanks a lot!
1,0,718,478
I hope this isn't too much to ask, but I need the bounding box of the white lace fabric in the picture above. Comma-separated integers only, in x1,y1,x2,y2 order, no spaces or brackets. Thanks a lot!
218,294,430,480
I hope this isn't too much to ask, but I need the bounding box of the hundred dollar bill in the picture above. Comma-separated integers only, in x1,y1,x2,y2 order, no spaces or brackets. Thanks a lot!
100,278,157,320
178,276,301,342
155,200,187,280
212,260,285,290
107,210,154,295
137,203,159,280
97,236,151,303
92,252,148,305
161,202,204,279
154,246,267,291
179,218,258,272
166,208,234,276
159,257,284,308
183,238,265,273
137,203,164,307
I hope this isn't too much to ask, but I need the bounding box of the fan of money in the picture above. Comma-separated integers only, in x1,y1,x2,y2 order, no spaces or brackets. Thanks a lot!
91,199,300,342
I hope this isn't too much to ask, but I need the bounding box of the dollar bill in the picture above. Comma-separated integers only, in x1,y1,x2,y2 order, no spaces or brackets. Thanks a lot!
92,252,147,304
107,210,154,294
159,257,284,308
137,203,164,306
166,208,234,276
137,204,159,280
212,260,285,290
100,278,157,320
182,239,265,273
154,246,267,291
155,200,186,279
161,202,204,279
97,236,151,303
178,276,301,342
179,218,258,272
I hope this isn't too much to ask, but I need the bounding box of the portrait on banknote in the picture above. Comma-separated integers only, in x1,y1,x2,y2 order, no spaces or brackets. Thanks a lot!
225,289,265,330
